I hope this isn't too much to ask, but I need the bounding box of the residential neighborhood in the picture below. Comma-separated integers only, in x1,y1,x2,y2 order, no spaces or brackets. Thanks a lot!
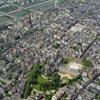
0,0,100,100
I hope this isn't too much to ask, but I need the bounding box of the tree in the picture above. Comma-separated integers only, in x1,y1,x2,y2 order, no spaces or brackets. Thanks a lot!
68,75,82,85
52,73,60,89
24,63,44,98
52,43,60,49
34,63,43,75
27,75,33,84
0,93,3,100
63,58,69,64
39,82,48,91
71,45,80,51
24,83,32,98
96,95,100,100
45,94,52,100
82,58,93,67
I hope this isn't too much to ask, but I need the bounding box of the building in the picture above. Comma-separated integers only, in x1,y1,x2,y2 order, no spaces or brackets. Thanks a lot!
52,87,66,100
59,62,83,79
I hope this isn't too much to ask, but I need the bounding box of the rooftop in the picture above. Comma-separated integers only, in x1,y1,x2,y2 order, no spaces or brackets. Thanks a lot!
59,62,83,79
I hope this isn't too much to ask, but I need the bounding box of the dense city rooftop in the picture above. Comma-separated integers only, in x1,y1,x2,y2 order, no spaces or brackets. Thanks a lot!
0,0,100,100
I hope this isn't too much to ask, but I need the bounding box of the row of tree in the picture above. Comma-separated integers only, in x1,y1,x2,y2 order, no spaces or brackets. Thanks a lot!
23,63,43,98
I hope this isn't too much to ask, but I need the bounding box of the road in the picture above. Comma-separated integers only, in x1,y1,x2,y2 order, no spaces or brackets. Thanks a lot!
0,11,16,19
70,71,100,100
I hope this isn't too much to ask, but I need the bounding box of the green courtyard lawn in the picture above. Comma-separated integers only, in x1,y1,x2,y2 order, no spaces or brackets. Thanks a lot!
38,76,48,83
62,77,70,83
23,63,61,98
32,76,48,92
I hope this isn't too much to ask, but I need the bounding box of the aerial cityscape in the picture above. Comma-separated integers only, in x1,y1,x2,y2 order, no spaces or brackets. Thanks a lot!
0,0,100,100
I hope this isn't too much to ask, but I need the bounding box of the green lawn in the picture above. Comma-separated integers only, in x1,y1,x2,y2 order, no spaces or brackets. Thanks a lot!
0,16,12,23
32,76,48,91
32,84,40,91
38,76,48,83
0,5,18,13
11,10,30,18
62,77,69,83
